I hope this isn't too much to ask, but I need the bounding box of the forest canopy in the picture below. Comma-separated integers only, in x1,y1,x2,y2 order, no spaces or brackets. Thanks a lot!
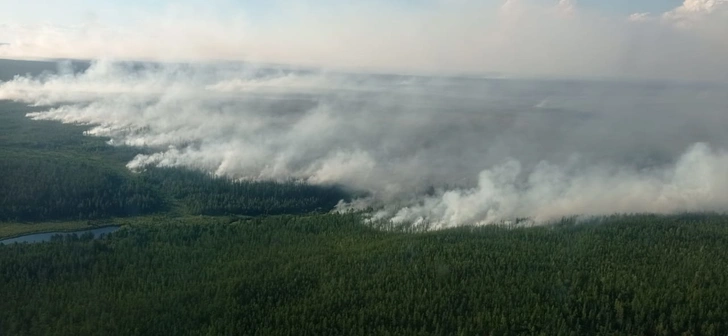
0,100,349,222
2,214,728,335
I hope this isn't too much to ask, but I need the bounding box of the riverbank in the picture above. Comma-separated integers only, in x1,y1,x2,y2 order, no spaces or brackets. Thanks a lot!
0,221,99,240
0,225,121,245
0,214,237,239
0,216,166,240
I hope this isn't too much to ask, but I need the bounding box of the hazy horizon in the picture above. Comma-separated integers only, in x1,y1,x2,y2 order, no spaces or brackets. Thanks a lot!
0,0,727,81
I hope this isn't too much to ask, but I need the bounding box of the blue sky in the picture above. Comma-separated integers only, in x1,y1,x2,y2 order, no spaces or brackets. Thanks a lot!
577,0,683,14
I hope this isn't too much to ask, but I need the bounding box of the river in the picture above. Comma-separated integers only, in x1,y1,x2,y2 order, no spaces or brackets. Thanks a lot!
0,226,121,245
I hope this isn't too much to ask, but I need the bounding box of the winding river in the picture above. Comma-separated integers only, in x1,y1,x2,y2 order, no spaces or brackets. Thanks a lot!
0,226,121,245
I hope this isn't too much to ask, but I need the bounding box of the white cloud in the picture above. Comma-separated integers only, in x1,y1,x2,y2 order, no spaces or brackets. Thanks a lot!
673,0,728,13
557,0,576,14
628,13,652,22
662,0,728,25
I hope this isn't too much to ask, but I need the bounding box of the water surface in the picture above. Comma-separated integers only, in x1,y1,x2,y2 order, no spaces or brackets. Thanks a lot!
0,226,120,245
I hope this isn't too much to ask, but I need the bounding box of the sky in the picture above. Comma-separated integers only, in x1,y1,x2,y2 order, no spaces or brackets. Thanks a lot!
0,0,727,80
576,0,682,14
0,0,686,23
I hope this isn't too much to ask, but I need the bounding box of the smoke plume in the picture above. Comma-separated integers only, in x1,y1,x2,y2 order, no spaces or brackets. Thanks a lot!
1,0,728,227
1,60,727,228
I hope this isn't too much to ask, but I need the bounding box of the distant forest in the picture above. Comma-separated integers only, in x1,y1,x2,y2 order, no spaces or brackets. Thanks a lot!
0,100,349,222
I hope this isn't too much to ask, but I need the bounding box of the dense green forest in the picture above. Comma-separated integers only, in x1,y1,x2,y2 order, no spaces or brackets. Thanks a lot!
2,214,728,335
3,59,728,335
140,168,348,217
0,100,348,222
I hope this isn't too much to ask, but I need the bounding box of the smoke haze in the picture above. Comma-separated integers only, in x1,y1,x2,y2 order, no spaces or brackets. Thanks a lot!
1,0,728,81
1,60,727,228
1,0,727,227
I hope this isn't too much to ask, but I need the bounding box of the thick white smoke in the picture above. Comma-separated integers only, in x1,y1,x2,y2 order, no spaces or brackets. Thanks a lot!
377,143,728,228
1,61,727,228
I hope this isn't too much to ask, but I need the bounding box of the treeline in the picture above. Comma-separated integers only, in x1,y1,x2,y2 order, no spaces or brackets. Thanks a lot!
2,214,728,335
140,168,349,216
0,101,161,221
0,155,349,221
0,152,348,221
0,151,165,221
0,59,92,82
0,101,349,221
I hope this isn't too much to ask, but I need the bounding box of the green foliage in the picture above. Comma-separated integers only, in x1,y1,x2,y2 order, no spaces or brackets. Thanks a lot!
1,214,728,335
140,167,349,216
0,101,164,221
0,150,164,221
3,63,728,335
0,100,348,222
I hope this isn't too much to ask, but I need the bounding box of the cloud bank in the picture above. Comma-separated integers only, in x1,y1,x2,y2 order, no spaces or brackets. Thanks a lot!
0,0,727,81
1,60,727,228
